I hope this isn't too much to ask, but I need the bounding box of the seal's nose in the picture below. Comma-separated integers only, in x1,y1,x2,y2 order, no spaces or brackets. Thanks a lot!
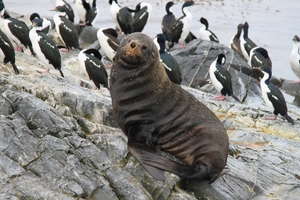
130,41,137,49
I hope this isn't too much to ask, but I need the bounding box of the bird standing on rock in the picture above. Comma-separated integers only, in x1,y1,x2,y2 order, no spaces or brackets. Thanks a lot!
289,35,300,84
198,17,219,43
161,1,176,42
29,18,64,77
78,48,108,89
240,22,257,61
153,33,182,84
171,0,196,48
131,2,152,33
55,0,75,23
0,29,19,74
29,13,52,35
249,47,272,81
230,23,245,60
0,2,35,56
97,28,119,62
209,54,239,101
52,6,80,51
259,65,294,124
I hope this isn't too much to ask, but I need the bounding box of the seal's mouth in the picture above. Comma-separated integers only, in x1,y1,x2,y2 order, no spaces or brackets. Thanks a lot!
120,40,146,65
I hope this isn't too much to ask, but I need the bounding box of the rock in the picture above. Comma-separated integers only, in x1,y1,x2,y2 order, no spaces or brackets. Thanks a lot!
0,28,300,200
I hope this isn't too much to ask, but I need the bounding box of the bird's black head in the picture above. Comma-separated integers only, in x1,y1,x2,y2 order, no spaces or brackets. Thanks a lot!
292,35,300,42
182,0,195,8
31,18,43,28
199,17,209,28
103,28,118,38
243,22,249,30
166,1,175,14
217,54,226,65
0,2,4,14
255,47,269,59
83,48,102,60
30,13,41,22
155,33,166,53
109,0,118,5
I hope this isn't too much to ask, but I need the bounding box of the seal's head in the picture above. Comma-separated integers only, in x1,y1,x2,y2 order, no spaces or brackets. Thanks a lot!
117,33,158,68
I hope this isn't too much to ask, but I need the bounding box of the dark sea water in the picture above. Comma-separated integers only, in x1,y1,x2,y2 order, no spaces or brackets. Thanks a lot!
4,0,300,81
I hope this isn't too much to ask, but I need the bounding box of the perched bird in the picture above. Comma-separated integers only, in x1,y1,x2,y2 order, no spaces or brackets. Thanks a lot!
171,0,195,48
116,6,135,35
109,0,121,31
240,22,257,61
0,2,35,55
289,35,300,84
97,28,119,62
74,0,98,26
0,29,19,74
52,6,80,51
259,65,294,124
249,47,272,81
198,17,219,43
131,2,152,33
29,13,52,35
209,54,239,101
153,33,182,84
78,48,108,89
229,23,246,61
55,0,75,23
161,1,176,42
29,18,64,77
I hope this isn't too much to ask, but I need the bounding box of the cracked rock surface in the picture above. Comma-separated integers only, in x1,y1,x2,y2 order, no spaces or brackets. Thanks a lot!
0,36,300,199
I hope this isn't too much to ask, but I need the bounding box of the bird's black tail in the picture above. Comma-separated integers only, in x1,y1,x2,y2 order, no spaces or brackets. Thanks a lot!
12,63,19,75
285,114,294,125
59,69,64,77
231,94,241,102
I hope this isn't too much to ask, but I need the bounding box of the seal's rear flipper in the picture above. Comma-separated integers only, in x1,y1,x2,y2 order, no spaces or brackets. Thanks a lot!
141,151,209,180
128,143,166,181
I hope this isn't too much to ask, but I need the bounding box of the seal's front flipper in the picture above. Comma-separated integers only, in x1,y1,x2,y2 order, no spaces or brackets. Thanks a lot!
141,151,209,180
128,142,165,181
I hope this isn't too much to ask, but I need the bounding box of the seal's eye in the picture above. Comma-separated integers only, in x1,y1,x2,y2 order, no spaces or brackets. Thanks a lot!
142,45,148,50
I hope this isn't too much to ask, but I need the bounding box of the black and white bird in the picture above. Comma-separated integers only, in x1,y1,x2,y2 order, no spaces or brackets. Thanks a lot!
229,23,246,61
289,35,300,84
78,48,108,89
209,54,239,101
29,18,64,77
249,47,272,81
0,29,19,74
52,6,80,51
240,21,257,61
55,0,75,23
0,2,35,56
29,13,52,35
131,2,152,33
259,65,294,124
97,28,119,62
171,0,195,48
109,0,121,31
116,6,135,35
154,33,182,84
74,0,98,26
161,1,176,42
198,17,219,43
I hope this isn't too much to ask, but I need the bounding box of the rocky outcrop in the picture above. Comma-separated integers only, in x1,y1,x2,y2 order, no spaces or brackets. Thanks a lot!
1,21,300,199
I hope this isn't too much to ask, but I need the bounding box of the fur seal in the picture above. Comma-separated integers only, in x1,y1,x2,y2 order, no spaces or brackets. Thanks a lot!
110,32,229,183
